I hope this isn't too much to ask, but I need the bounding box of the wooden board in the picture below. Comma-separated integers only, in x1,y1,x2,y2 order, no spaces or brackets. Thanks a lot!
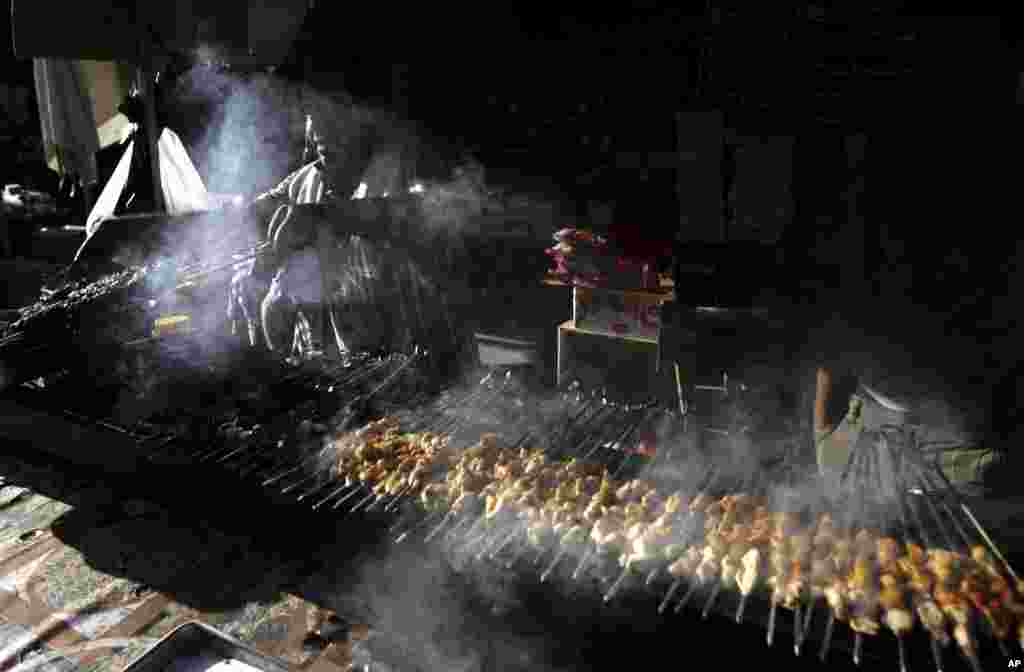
11,0,306,68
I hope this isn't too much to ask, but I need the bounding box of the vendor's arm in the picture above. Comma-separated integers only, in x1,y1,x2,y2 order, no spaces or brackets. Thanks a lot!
300,198,427,246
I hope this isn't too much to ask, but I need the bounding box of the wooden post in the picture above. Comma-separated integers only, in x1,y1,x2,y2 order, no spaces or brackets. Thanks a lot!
136,51,165,213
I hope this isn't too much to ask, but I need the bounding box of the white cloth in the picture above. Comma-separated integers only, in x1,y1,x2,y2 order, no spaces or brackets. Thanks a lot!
159,128,211,214
83,127,211,241
32,58,100,186
84,140,133,239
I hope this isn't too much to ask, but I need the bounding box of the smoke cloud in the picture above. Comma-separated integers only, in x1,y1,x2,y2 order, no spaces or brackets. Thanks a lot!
171,67,376,199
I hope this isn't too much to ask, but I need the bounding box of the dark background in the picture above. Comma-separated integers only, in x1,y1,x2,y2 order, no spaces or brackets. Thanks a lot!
3,3,1023,444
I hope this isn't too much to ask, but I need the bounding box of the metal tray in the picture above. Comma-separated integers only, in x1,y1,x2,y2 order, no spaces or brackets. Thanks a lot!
121,621,291,672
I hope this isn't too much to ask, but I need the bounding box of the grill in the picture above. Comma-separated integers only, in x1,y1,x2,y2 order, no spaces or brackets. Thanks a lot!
21,354,1002,672
2,250,1017,672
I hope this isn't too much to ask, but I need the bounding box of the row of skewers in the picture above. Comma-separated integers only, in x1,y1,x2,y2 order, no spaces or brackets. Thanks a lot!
137,359,1022,672
305,414,1024,672
244,373,675,516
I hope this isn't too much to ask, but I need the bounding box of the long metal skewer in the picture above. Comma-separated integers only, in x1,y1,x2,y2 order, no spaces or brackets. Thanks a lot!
488,528,523,560
394,511,444,544
911,463,1011,664
819,609,837,663
332,485,368,510
701,580,723,620
800,601,815,654
573,546,595,581
424,512,455,543
293,477,336,503
886,432,947,672
767,593,780,647
541,548,568,583
822,436,870,663
658,467,721,615
658,578,682,615
312,481,355,510
928,461,1021,584
735,593,749,624
347,491,378,513
674,578,702,614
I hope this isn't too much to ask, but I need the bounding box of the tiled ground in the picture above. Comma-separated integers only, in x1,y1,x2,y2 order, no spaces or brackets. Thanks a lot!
0,453,363,672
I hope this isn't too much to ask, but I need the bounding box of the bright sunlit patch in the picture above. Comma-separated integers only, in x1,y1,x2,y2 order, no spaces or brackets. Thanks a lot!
352,182,368,199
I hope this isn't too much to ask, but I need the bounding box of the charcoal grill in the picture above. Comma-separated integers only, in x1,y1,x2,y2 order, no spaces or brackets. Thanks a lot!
2,245,1017,672
2,351,1019,672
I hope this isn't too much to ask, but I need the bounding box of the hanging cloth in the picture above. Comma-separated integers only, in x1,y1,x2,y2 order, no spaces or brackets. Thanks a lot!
78,128,211,262
32,58,100,187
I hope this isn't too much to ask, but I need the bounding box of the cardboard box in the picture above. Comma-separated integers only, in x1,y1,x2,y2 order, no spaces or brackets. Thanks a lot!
557,321,662,402
572,286,669,340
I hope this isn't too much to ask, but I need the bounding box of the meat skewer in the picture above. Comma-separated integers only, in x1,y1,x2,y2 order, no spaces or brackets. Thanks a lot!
700,482,763,621
919,464,1024,656
913,473,1022,661
655,469,720,613
793,512,834,655
849,444,889,668
895,499,950,672
887,436,953,672
642,492,691,587
786,527,815,654
765,480,806,649
289,411,1020,669
821,437,873,663
602,486,680,601
905,473,996,671
676,490,753,615
927,453,1022,586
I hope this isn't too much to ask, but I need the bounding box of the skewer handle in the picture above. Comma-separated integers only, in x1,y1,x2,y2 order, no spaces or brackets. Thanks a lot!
332,485,366,510
312,483,351,510
799,602,816,653
489,529,521,560
735,593,749,624
424,512,453,543
542,549,567,584
929,636,944,672
819,612,836,662
604,566,631,603
701,581,722,620
644,568,660,587
962,651,983,672
675,580,700,614
793,605,803,656
658,579,681,615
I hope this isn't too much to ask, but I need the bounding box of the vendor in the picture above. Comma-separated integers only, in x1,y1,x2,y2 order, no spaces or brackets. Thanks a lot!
236,119,477,380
